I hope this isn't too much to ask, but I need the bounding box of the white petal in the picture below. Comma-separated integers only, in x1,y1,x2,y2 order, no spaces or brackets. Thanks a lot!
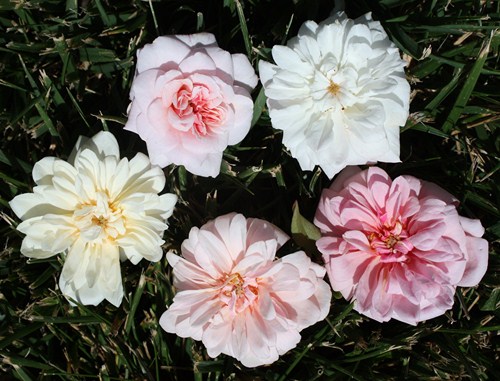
272,45,313,78
258,60,279,87
259,13,410,178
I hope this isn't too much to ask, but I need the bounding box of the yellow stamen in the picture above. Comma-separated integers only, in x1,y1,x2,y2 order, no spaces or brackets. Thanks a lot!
327,80,341,96
92,215,108,227
384,235,399,249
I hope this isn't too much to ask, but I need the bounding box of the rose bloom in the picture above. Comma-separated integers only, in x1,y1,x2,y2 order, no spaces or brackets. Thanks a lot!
124,33,258,177
160,213,331,367
259,12,410,179
314,167,488,325
9,131,177,306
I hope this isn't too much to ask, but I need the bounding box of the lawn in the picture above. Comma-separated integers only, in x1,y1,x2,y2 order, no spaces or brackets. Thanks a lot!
0,0,499,380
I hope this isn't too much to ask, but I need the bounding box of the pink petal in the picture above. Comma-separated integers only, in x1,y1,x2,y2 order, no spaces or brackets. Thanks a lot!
179,51,216,74
136,36,191,73
226,88,253,145
326,251,374,297
458,236,488,287
175,33,217,48
330,166,363,193
342,230,372,252
419,180,459,206
232,53,258,91
246,217,289,253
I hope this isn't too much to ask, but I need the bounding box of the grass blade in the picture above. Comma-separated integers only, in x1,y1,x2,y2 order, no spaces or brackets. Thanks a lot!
442,32,493,132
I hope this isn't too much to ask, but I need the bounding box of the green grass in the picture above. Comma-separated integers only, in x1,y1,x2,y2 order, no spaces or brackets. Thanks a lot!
0,0,499,380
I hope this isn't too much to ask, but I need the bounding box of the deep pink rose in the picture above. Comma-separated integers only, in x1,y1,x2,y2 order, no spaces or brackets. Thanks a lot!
125,34,258,177
315,167,488,325
160,213,332,367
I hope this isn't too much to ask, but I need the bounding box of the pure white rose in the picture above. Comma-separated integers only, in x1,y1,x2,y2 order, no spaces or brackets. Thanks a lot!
259,12,411,178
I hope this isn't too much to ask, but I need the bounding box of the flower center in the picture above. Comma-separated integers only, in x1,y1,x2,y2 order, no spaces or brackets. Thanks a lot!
384,234,399,249
73,192,126,243
368,221,413,263
219,272,259,314
327,80,341,96
171,83,227,137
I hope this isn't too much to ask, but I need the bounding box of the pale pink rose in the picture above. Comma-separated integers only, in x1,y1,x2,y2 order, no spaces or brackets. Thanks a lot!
160,213,332,367
124,34,258,177
315,167,488,325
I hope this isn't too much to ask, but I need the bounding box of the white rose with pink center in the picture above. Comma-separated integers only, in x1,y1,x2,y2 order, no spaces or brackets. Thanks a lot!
160,213,332,367
125,33,258,177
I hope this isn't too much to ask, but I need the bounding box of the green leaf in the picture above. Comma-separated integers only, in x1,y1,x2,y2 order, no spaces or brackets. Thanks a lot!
480,288,500,311
291,201,320,241
290,202,321,256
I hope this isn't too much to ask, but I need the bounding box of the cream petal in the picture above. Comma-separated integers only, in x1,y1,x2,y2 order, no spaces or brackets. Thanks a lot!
114,154,166,200
17,215,76,257
70,131,120,165
10,192,55,220
157,193,178,219
13,129,174,307
59,242,123,307
119,246,144,265
116,224,164,262
20,235,62,259
32,156,56,185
